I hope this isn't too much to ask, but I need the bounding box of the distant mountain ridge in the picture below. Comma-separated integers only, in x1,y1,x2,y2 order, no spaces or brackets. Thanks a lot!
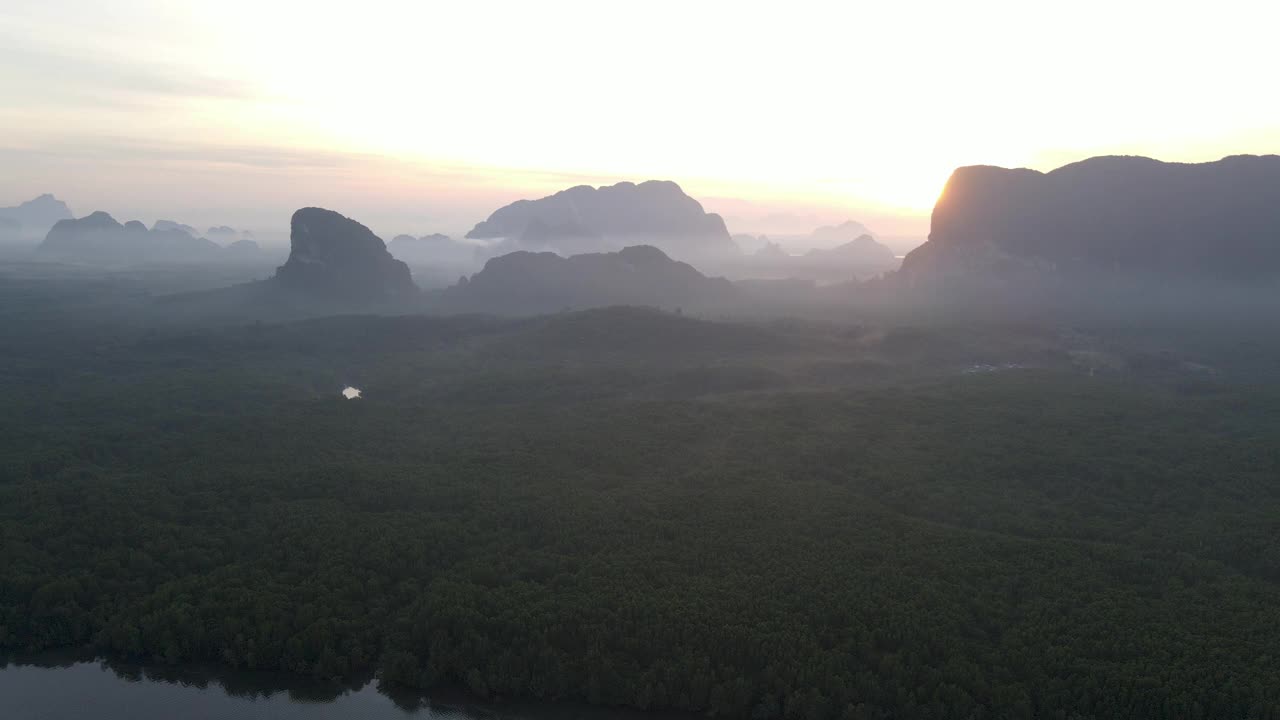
38,211,227,265
153,220,198,236
387,232,475,266
808,220,876,247
0,194,73,241
466,180,737,260
442,244,737,314
34,211,268,265
900,154,1280,285
717,222,898,283
803,234,896,264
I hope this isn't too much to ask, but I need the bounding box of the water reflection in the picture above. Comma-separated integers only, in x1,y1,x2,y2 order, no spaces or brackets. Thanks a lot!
0,651,687,720
1,650,445,718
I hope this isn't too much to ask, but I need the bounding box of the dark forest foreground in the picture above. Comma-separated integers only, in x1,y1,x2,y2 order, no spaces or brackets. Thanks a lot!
2,277,1279,720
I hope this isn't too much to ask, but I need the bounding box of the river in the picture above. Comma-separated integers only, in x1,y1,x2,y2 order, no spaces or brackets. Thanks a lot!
0,651,652,720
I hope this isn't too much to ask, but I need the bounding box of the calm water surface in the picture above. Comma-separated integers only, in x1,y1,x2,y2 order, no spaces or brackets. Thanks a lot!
0,652,652,720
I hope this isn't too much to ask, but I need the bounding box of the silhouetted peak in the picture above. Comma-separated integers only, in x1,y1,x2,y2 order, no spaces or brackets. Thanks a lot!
12,193,72,213
807,234,896,263
274,207,417,299
386,231,475,271
288,208,379,259
476,249,564,274
902,153,1280,284
465,180,736,259
79,211,123,228
835,234,882,249
755,241,789,259
0,194,74,238
617,244,673,265
808,220,876,245
153,220,197,236
38,210,225,265
635,179,685,195
446,244,736,314
226,238,261,253
391,232,455,246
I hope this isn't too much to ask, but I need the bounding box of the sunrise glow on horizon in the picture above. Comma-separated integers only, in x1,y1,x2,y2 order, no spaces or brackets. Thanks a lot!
3,0,1278,238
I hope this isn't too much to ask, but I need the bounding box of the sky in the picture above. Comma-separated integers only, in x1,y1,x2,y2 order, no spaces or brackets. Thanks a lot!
2,0,1278,244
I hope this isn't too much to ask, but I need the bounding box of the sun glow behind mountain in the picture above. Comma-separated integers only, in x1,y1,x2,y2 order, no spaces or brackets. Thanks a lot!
2,0,1278,234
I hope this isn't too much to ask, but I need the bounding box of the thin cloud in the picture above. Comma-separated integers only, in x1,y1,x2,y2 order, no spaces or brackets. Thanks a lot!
0,40,258,105
0,137,369,170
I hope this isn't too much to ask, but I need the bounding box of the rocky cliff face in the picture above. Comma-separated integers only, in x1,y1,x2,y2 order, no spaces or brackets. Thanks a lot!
466,180,737,260
273,207,417,299
900,154,1280,284
443,244,737,314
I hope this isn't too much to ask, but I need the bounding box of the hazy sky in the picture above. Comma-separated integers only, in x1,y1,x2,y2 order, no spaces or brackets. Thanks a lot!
2,0,1278,241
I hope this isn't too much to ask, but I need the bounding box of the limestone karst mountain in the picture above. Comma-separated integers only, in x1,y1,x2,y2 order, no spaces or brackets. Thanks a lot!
899,154,1280,285
466,180,737,260
273,207,418,299
37,211,223,264
0,194,73,242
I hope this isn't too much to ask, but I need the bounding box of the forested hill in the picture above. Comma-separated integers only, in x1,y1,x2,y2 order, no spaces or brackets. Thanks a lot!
3,286,1280,719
